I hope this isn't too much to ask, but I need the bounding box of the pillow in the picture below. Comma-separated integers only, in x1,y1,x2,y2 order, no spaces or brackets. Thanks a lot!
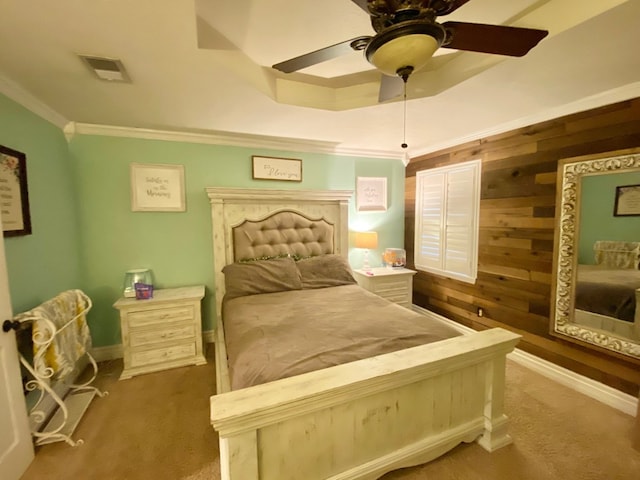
222,256,302,300
296,254,357,289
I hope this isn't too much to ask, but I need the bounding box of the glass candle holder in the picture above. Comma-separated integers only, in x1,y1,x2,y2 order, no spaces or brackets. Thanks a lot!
123,269,153,298
383,248,406,268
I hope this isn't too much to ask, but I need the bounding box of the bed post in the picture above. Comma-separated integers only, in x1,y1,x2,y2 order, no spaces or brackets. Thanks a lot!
219,431,258,480
477,355,512,452
209,195,226,323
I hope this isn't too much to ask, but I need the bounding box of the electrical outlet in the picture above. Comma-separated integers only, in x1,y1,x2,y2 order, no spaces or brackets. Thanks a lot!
477,307,484,317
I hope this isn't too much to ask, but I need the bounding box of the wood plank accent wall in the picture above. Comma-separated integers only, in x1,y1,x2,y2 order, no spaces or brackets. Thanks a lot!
405,98,640,395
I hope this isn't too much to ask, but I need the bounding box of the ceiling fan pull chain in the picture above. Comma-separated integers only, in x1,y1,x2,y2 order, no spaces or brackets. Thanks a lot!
401,78,408,149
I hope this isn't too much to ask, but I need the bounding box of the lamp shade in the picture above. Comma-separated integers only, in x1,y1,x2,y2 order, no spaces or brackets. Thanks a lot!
366,21,445,77
355,231,378,250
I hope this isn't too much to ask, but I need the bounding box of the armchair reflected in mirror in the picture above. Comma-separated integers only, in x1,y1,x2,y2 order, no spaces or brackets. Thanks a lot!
551,147,640,359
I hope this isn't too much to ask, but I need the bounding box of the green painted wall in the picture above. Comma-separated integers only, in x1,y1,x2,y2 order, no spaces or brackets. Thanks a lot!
0,94,82,313
578,170,640,264
1,92,406,348
68,135,406,346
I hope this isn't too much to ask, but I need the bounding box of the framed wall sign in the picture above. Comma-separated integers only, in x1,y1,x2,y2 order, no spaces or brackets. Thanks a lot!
0,145,32,237
130,163,186,212
252,156,302,182
356,176,387,212
614,184,640,216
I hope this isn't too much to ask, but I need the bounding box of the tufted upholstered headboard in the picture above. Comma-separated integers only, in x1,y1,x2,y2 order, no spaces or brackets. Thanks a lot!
593,241,640,269
206,188,353,320
232,210,334,261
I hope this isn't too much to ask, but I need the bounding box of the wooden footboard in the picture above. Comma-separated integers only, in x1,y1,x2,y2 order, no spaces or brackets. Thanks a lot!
211,328,520,480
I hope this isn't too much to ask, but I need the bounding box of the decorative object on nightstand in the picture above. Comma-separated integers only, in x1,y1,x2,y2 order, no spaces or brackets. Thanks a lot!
383,248,406,268
122,268,153,298
355,231,378,272
113,285,206,380
353,267,416,309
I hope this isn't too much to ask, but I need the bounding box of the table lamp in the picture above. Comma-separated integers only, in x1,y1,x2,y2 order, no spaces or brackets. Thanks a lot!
355,231,378,272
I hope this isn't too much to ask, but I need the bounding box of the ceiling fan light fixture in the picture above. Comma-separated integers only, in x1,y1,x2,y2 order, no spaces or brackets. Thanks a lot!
366,21,445,77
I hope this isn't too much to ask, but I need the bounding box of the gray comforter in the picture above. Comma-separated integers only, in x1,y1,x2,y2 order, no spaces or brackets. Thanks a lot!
222,284,461,390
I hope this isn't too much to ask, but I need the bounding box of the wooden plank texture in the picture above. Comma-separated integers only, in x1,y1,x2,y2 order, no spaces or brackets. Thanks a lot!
406,97,640,396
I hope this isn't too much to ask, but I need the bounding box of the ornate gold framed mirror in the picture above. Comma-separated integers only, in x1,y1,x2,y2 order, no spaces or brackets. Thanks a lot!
551,147,640,359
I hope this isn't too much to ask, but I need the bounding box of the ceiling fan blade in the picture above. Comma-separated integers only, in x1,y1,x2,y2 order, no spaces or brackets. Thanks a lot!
432,0,472,16
272,36,371,73
350,0,370,14
441,21,548,57
378,75,404,103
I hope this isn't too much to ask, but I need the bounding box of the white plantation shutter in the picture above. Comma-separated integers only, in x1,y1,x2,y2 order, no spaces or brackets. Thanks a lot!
415,171,445,270
414,159,480,283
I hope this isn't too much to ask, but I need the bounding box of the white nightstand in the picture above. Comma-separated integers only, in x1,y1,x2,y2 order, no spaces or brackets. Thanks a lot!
114,285,207,380
352,267,416,309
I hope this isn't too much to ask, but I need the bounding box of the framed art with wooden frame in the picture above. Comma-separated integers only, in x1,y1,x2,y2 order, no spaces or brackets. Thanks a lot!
356,176,387,212
614,183,640,216
0,144,32,237
252,156,302,182
130,163,186,212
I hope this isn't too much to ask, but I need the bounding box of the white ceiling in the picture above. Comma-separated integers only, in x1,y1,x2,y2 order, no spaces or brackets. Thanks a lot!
0,0,639,160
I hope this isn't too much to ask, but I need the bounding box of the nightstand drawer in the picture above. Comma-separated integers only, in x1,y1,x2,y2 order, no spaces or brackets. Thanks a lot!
129,322,195,348
379,292,409,304
130,342,196,368
128,305,194,327
370,279,408,293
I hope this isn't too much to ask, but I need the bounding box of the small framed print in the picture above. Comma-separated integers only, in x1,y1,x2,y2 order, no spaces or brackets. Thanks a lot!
252,156,302,182
356,176,387,212
130,163,186,212
614,184,640,216
0,145,32,237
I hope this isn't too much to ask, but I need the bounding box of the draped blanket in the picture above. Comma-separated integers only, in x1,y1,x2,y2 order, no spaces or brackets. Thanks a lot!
15,289,93,380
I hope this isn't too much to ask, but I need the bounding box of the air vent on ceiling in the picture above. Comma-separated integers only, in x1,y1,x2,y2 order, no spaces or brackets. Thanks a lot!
79,55,130,82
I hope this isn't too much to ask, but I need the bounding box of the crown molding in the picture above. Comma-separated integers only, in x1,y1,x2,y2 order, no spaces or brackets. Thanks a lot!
411,82,640,158
0,73,68,128
64,122,405,162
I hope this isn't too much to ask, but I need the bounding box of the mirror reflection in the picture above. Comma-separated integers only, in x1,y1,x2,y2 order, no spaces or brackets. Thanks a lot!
552,148,640,359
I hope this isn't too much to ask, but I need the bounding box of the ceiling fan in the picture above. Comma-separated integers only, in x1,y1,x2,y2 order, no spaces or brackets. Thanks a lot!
272,0,549,94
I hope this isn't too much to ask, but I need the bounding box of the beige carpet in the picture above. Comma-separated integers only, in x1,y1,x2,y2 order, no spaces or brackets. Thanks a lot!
21,345,640,480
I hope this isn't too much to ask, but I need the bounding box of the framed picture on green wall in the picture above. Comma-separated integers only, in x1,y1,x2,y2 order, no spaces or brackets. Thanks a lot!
0,144,32,237
252,156,302,182
614,184,640,216
356,176,387,212
130,163,186,212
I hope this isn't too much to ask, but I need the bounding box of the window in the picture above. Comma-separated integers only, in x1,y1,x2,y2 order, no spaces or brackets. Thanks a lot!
414,159,481,284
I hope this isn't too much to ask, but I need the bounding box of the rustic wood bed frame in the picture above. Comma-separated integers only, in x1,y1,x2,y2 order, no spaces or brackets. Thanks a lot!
207,187,520,480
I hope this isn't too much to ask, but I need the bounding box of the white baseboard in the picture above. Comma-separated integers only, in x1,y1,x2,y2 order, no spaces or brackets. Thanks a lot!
90,344,123,362
412,305,639,417
90,316,639,417
203,329,216,344
508,348,638,416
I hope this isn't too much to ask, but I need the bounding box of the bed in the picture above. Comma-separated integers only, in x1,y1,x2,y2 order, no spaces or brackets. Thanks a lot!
574,241,640,340
207,187,520,480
